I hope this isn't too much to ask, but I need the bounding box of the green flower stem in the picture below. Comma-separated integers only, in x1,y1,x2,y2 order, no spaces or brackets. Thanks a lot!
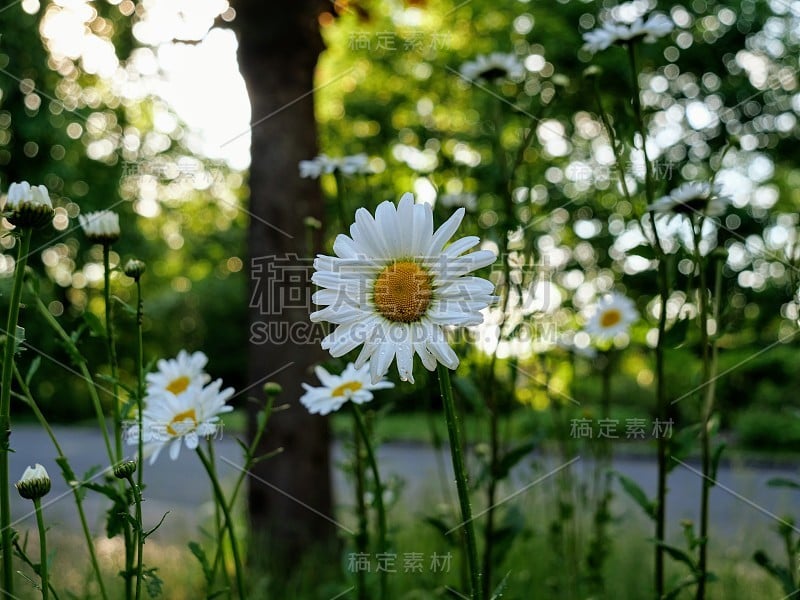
12,365,109,600
134,278,145,600
33,497,49,600
626,39,669,598
627,42,655,203
196,446,246,598
438,364,483,600
102,244,122,462
0,228,32,593
29,291,114,463
12,538,61,600
352,412,369,600
123,473,144,600
693,221,718,600
334,170,348,231
351,403,388,600
102,245,133,600
209,396,276,580
207,439,233,593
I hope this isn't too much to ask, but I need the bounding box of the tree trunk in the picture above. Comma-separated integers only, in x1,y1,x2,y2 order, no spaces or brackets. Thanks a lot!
234,0,334,567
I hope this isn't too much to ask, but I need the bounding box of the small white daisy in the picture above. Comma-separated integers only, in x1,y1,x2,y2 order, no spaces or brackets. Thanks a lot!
299,159,323,179
647,182,730,218
300,362,394,416
310,193,497,384
459,52,525,83
338,153,371,175
78,210,121,244
130,379,234,464
583,13,674,53
145,350,211,398
298,153,372,179
439,193,478,212
584,293,639,341
4,181,53,229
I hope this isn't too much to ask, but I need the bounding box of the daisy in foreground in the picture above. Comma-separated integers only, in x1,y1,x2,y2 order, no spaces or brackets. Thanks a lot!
301,362,394,415
585,293,639,342
128,379,234,463
310,193,497,383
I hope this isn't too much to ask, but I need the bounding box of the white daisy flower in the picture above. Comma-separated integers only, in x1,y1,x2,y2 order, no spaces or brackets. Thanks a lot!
310,193,497,384
298,153,372,179
78,210,121,244
4,181,53,229
647,182,731,218
439,193,478,212
584,293,639,341
459,52,525,83
299,159,323,179
583,13,674,53
300,362,394,415
145,350,211,398
130,379,234,464
338,153,371,175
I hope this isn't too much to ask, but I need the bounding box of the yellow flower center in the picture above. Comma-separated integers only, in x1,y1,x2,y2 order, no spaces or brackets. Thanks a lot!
332,381,363,397
166,408,197,437
600,309,622,328
373,261,433,323
166,375,191,395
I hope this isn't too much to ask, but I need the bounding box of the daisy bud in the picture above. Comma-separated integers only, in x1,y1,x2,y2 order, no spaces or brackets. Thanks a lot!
303,217,322,230
124,259,147,280
582,65,603,79
711,247,729,261
4,182,54,229
16,464,51,500
78,210,120,244
113,460,137,480
263,382,283,397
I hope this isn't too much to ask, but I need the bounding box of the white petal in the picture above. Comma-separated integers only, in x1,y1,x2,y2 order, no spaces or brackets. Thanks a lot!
443,236,480,257
395,342,414,383
427,208,465,256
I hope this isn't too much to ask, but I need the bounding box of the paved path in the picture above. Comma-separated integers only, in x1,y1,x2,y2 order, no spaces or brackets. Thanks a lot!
6,425,799,554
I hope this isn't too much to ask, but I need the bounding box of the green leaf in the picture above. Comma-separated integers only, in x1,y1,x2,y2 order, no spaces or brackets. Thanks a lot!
24,356,41,387
113,295,138,316
491,571,511,599
768,478,800,490
423,516,458,547
657,541,698,573
106,498,130,539
55,456,86,502
627,244,657,260
709,443,726,483
753,550,797,594
616,472,656,520
495,442,536,481
143,567,164,598
663,317,690,349
667,423,701,473
189,541,214,586
82,312,106,339
143,511,170,539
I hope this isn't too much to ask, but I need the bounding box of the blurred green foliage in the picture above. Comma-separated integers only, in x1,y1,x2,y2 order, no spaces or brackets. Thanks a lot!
1,0,799,441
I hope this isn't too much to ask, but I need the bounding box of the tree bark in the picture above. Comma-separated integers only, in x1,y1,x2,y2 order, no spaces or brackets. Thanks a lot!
234,0,334,567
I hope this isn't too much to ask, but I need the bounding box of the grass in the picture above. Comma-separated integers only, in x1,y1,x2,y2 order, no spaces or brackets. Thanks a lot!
7,457,786,600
